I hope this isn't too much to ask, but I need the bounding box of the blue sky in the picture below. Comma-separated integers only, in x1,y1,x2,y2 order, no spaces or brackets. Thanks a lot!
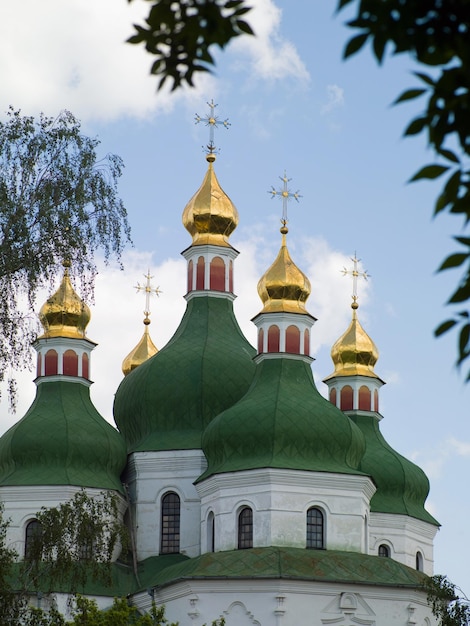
1,0,469,593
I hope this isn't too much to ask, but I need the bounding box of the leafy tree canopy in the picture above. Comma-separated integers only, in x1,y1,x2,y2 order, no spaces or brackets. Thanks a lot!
338,0,470,379
127,0,254,90
425,574,470,626
23,490,128,594
0,107,131,406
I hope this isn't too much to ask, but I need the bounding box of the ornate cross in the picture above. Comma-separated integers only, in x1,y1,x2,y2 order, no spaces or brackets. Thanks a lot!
268,171,302,226
341,254,370,305
134,271,162,321
195,99,230,154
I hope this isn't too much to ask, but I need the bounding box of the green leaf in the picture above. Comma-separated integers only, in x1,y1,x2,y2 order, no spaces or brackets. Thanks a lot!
438,253,469,271
344,33,369,58
448,283,470,304
404,116,428,136
458,323,470,364
437,148,459,164
409,164,450,182
435,319,458,337
236,19,254,35
413,71,435,86
394,88,426,104
337,0,354,9
455,237,470,246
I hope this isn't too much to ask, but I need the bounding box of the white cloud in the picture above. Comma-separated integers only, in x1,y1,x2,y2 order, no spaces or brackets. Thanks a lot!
0,0,308,123
411,437,470,480
230,0,310,83
0,1,165,121
321,84,345,115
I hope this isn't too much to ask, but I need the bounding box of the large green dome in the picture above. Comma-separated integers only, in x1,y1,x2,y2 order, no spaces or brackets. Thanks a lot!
199,358,366,480
351,414,439,525
114,295,256,453
0,381,127,493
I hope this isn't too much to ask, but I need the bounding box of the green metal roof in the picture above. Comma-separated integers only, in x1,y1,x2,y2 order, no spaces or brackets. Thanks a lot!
142,547,427,590
199,358,366,481
0,380,126,493
9,548,427,598
114,295,256,453
351,414,439,526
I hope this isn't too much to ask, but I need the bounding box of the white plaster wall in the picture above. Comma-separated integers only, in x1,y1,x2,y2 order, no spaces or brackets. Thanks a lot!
134,578,438,626
196,469,376,553
126,449,207,560
0,485,126,561
369,512,437,575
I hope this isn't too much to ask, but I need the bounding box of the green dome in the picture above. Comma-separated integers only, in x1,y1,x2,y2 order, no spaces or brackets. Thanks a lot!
351,414,439,526
114,295,256,453
199,358,366,480
0,381,127,493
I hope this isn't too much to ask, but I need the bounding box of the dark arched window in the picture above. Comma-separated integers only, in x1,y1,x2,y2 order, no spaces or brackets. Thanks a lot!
238,507,253,549
416,551,423,571
207,512,215,553
378,544,390,557
25,519,42,560
306,507,325,549
160,492,180,554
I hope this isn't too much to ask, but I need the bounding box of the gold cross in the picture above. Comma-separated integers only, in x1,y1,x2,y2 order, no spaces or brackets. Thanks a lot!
195,99,230,154
341,254,370,305
134,270,162,320
268,171,302,226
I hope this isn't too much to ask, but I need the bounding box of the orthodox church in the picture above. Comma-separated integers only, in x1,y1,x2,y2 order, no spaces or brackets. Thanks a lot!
0,108,440,625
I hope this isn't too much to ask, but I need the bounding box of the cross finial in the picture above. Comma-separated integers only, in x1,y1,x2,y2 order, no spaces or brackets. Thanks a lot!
341,253,370,308
134,270,162,323
268,171,302,228
195,99,230,155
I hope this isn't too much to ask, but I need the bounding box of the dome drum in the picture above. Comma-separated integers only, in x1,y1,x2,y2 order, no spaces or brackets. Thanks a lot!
253,311,315,359
326,375,384,413
182,244,238,297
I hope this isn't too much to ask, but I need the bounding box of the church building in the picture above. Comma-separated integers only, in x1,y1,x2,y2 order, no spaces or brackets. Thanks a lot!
0,106,440,625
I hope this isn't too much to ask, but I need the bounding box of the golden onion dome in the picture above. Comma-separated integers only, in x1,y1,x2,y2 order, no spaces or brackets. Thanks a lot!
257,225,311,314
122,317,158,376
182,154,238,247
38,263,91,339
328,301,379,378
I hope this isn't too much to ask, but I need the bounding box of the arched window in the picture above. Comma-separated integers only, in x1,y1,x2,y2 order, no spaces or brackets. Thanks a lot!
63,349,78,376
45,349,58,376
82,353,89,379
196,257,205,290
340,385,353,411
210,256,225,291
267,325,280,353
258,328,264,354
160,492,180,554
207,512,215,553
306,507,325,549
329,388,337,407
229,260,233,293
374,389,379,412
25,519,42,560
303,328,310,356
36,353,42,378
358,385,371,411
187,259,194,292
285,325,300,354
378,544,390,557
238,507,253,549
416,551,424,571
